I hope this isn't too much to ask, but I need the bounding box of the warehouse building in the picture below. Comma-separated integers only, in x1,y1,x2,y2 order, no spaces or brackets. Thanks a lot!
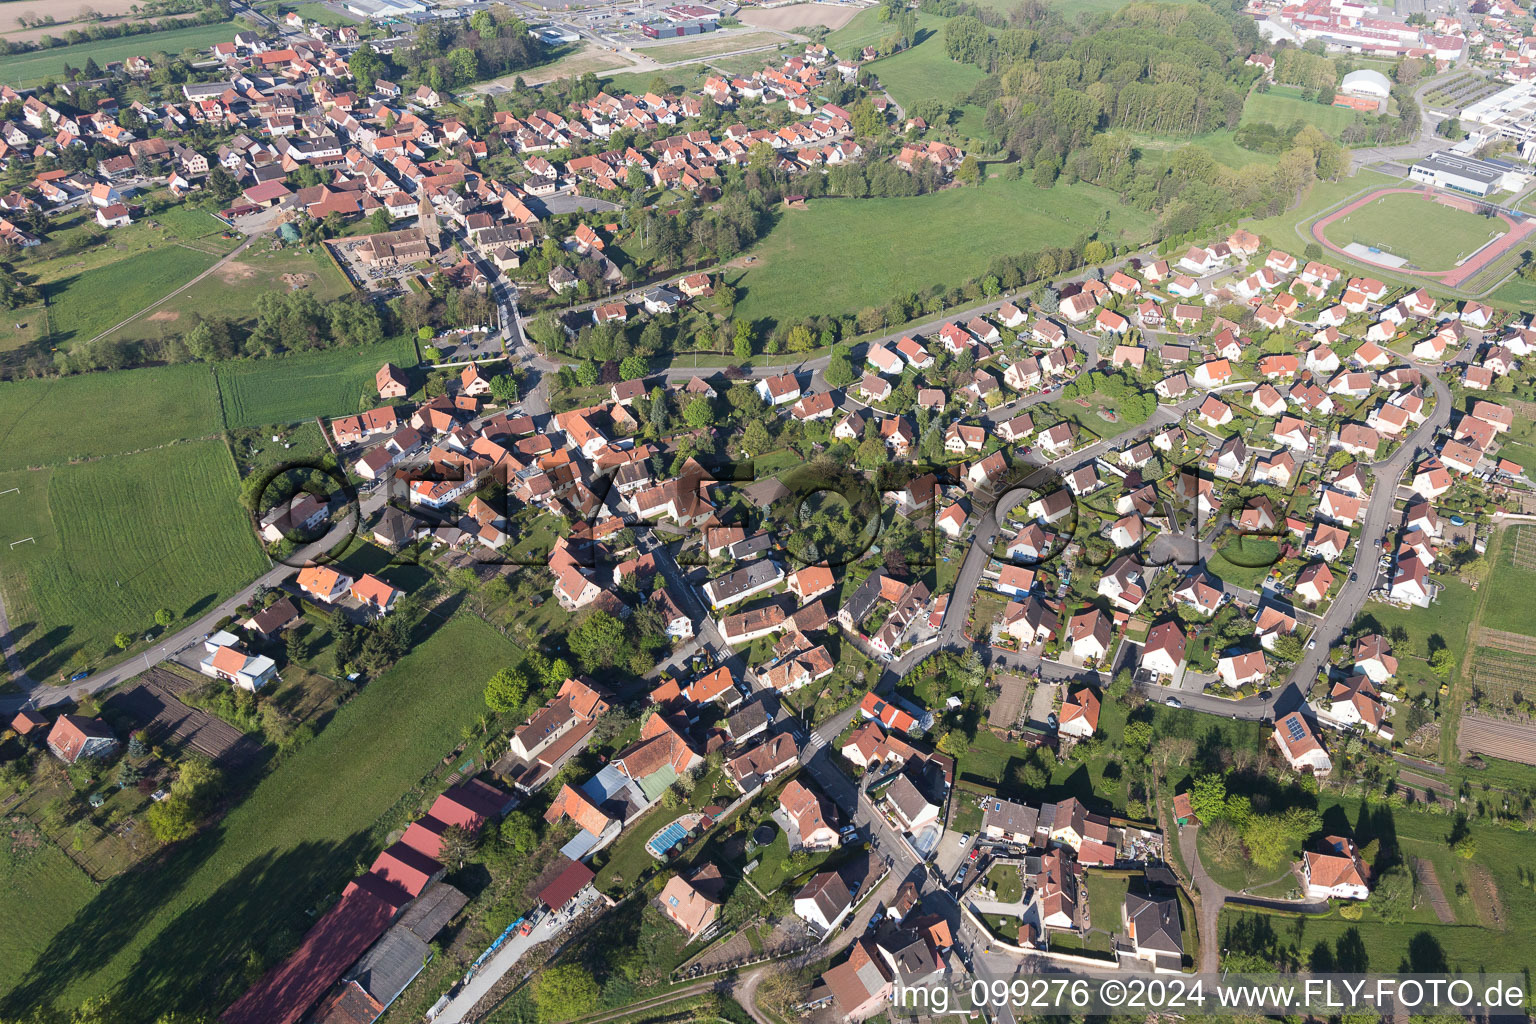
641,16,716,36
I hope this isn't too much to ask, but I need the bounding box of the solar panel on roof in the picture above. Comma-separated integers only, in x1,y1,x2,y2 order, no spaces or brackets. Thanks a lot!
1286,717,1305,741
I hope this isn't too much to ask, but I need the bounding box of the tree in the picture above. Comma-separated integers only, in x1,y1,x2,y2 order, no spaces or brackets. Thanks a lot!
370,207,392,234
619,355,648,380
733,322,753,360
683,395,713,429
575,361,600,387
1270,632,1304,662
483,665,530,712
785,324,815,353
438,823,478,868
534,963,601,1023
1371,864,1414,923
955,154,980,185
1453,834,1477,859
1429,647,1455,679
488,374,519,404
568,611,626,669
742,419,771,455
500,811,537,855
1187,773,1228,824
825,346,855,388
113,632,133,651
153,608,173,627
146,798,198,842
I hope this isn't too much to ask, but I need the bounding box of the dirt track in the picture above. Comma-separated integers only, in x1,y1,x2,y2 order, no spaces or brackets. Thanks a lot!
1411,857,1455,924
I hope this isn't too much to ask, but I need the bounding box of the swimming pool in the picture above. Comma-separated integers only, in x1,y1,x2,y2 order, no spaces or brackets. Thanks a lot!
647,821,689,856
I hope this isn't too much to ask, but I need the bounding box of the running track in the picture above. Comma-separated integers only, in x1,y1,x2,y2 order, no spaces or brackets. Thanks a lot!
1310,186,1536,288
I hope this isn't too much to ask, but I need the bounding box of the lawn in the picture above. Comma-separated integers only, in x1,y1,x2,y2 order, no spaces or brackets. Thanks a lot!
0,363,221,470
0,441,269,679
1474,526,1536,638
1240,86,1363,139
1130,129,1282,172
1218,802,1536,974
214,336,420,428
1321,192,1507,271
1083,870,1131,932
1,614,522,1019
101,242,344,350
1208,536,1281,592
731,176,1156,327
0,20,243,85
47,246,221,347
863,15,981,107
0,825,97,1000
825,7,901,54
986,862,1023,902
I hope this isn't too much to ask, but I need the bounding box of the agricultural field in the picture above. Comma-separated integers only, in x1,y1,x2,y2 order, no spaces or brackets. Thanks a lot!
0,614,522,1019
729,176,1156,327
214,336,420,428
632,29,787,62
1320,192,1507,271
1240,86,1364,139
0,440,268,679
0,363,222,470
102,241,353,351
0,19,243,85
738,2,864,31
1478,525,1536,638
0,824,98,1001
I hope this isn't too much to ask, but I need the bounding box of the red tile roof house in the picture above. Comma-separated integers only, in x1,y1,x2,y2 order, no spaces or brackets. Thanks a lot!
46,715,119,763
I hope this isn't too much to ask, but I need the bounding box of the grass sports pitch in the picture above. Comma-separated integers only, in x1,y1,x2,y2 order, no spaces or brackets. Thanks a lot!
1320,191,1507,271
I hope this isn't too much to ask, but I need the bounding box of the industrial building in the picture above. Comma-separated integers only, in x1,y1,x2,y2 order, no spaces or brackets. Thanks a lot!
641,16,716,36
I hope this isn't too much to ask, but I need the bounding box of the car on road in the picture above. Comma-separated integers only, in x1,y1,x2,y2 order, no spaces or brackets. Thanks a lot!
1259,690,1272,700
1165,697,1181,708
1350,572,1357,581
1308,638,1318,649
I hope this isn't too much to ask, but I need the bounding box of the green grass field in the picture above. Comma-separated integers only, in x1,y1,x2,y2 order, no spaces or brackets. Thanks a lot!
214,336,419,428
102,244,352,350
731,176,1155,326
1321,192,1507,271
1353,575,1477,704
1,614,522,1019
1476,526,1536,638
1208,537,1281,592
0,363,221,470
1245,169,1398,247
1218,799,1536,974
0,441,268,678
47,246,221,347
0,20,243,85
0,830,97,1000
1241,86,1363,139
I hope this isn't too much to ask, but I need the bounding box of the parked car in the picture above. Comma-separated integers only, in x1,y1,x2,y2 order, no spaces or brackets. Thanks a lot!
1165,697,1181,708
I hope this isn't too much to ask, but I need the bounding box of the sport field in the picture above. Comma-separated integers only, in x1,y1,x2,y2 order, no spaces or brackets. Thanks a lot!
0,829,97,1000
214,336,419,428
47,246,221,347
731,177,1156,326
1218,798,1536,973
0,441,268,678
1240,86,1363,139
1321,192,1506,271
1245,168,1399,245
1,615,522,1018
0,20,242,85
0,363,221,470
102,242,353,350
